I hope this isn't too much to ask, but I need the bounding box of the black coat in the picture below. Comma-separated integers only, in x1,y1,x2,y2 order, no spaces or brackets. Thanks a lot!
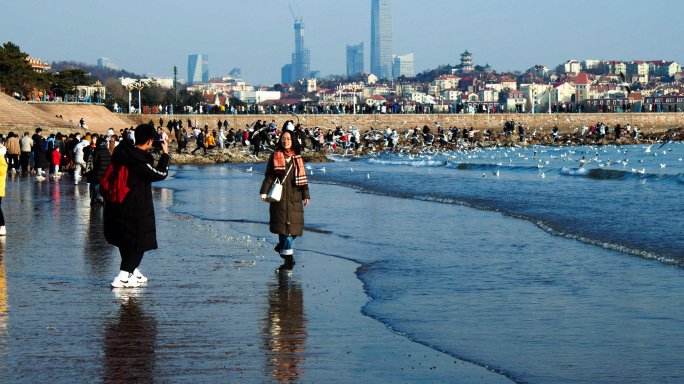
103,141,170,253
259,153,310,237
86,142,112,184
32,134,47,168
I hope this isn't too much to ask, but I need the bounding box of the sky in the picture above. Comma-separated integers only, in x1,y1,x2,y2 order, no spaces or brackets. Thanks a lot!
2,0,683,85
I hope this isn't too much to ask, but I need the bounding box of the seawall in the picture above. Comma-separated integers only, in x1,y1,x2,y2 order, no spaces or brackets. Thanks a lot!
128,113,684,134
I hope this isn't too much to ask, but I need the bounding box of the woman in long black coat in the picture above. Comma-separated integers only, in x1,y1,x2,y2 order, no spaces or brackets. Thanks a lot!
260,130,310,265
86,135,112,204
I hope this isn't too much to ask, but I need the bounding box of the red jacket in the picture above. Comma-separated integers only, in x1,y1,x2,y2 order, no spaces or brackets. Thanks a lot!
51,149,61,165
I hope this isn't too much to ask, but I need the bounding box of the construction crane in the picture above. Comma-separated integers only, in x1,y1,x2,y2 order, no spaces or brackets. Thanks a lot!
288,4,302,22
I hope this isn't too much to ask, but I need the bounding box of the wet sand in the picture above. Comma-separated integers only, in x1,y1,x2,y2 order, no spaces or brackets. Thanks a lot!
0,172,511,383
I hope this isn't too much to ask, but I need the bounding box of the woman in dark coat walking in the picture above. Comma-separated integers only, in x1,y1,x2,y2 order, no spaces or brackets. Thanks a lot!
260,130,310,265
86,135,112,205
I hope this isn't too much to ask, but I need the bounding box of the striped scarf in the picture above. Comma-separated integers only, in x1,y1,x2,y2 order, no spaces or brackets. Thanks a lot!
273,150,307,186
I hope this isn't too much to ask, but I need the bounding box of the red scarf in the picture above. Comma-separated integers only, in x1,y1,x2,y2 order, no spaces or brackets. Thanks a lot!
273,150,307,186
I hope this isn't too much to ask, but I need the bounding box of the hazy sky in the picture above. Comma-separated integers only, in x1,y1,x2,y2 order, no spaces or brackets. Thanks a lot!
3,0,682,85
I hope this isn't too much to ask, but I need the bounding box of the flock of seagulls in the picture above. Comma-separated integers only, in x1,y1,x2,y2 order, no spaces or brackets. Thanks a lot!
243,139,681,183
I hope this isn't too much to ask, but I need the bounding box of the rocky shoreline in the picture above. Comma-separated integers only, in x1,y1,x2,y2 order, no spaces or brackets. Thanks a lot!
166,126,682,165
167,141,331,165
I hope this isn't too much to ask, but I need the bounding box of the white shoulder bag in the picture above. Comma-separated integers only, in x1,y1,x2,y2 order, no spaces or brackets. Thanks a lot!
265,163,293,202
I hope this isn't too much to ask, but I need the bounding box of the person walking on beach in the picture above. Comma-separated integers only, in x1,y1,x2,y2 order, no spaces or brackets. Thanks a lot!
175,124,188,154
19,132,32,174
85,135,111,205
73,135,90,184
32,128,48,181
192,129,207,155
260,131,310,266
104,124,170,288
0,141,7,235
5,133,20,173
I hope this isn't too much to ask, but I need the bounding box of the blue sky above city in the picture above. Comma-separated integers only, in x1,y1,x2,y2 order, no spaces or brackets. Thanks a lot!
3,0,682,85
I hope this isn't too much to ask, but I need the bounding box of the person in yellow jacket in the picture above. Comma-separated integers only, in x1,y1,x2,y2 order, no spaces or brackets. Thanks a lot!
0,141,7,236
205,130,216,149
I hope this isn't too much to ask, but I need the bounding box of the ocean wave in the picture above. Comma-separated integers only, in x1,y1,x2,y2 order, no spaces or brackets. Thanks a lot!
560,167,684,183
412,194,684,267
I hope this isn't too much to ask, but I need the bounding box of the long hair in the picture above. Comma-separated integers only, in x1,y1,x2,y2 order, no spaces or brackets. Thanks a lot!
275,130,300,155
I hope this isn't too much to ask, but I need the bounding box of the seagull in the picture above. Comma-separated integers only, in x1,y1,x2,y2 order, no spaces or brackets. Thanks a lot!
366,174,370,179
660,164,666,168
350,168,354,172
539,172,545,178
246,167,252,172
644,144,652,153
493,170,500,177
482,173,487,178
306,165,312,170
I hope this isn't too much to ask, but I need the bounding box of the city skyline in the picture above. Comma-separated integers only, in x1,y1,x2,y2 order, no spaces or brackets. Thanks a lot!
2,0,683,86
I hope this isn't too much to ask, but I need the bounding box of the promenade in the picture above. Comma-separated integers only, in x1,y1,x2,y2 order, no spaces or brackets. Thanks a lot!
128,112,683,135
0,172,509,383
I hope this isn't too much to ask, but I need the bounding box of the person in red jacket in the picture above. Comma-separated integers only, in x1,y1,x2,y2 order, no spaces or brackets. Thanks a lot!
51,146,62,178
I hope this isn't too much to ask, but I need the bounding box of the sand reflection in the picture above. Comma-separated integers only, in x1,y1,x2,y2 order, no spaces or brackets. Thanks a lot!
102,292,157,383
262,265,308,381
0,238,7,348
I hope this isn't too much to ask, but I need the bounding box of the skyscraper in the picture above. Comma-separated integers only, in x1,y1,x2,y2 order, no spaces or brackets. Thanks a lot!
371,0,393,80
285,13,311,84
281,64,293,85
188,54,209,85
392,53,414,79
346,43,364,77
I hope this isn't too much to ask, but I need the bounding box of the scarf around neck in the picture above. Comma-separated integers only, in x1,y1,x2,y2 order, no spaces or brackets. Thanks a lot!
273,150,307,186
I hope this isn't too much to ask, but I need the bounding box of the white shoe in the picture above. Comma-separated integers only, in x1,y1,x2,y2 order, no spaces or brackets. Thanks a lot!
110,271,142,288
0,226,6,236
10,169,16,174
36,176,46,181
74,180,79,185
133,268,148,283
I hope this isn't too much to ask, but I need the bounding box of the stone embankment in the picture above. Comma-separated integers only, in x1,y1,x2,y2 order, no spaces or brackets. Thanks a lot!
129,112,684,135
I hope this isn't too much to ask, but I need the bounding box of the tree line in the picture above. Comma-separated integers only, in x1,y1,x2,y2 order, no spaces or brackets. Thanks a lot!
0,42,91,98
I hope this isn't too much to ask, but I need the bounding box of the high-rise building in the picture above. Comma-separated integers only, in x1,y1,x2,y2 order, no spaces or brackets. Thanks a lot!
281,64,293,85
283,13,311,84
97,57,119,71
346,43,364,77
188,54,209,85
371,0,394,80
392,53,414,79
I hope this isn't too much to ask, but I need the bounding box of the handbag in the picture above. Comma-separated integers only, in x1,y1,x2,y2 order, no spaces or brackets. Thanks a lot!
265,163,293,202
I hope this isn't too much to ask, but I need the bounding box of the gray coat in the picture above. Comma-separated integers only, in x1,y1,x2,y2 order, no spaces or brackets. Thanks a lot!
260,153,310,237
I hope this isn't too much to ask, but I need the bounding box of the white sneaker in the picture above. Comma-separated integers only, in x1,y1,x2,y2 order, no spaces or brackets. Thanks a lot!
0,226,6,236
110,271,142,288
133,268,148,283
36,176,46,181
10,169,16,174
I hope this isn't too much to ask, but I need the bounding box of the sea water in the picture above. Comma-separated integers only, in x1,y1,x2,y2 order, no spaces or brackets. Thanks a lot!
158,142,684,384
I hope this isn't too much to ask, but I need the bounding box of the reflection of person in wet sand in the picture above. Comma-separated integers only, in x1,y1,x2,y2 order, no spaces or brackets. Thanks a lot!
103,295,157,383
0,239,7,339
262,266,307,381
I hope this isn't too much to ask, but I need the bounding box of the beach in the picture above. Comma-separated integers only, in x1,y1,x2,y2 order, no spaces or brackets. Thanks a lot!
0,172,509,383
